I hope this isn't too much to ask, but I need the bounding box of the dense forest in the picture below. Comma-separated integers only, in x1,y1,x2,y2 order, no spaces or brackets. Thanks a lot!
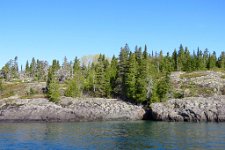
1,44,225,104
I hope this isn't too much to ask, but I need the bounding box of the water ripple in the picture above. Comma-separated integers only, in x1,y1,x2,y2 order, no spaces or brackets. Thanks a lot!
0,121,225,149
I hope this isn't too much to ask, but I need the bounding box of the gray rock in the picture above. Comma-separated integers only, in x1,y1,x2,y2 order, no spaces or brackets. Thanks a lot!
150,95,225,122
0,97,145,122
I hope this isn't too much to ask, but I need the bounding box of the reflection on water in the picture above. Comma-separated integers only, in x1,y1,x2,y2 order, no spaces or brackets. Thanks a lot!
0,121,225,149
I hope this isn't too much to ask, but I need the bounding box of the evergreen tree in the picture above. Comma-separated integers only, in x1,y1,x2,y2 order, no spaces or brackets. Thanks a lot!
207,51,217,69
183,47,192,72
150,81,160,103
172,49,178,71
30,57,36,77
203,49,209,68
47,66,60,102
109,55,118,96
218,52,225,68
48,79,60,102
114,44,130,98
95,54,106,97
73,57,81,74
143,44,148,59
125,52,137,100
65,57,83,97
196,47,205,70
178,44,185,71
65,78,81,97
156,73,170,102
83,63,96,95
25,60,30,75
135,50,148,103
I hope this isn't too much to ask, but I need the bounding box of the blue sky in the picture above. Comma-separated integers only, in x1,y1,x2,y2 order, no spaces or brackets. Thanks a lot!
0,0,225,67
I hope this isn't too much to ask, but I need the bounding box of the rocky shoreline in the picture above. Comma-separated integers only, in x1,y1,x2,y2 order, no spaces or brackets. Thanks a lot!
149,95,225,122
1,96,225,122
0,97,145,122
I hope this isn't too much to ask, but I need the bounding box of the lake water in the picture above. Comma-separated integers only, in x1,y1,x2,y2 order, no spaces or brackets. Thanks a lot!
0,121,224,149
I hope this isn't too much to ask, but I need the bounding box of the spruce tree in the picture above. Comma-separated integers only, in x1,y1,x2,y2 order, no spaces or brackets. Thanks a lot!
95,54,106,97
178,44,185,71
156,73,170,102
25,60,30,76
172,49,178,71
65,78,81,97
125,52,137,100
109,55,118,96
114,44,129,98
218,52,225,68
47,67,60,102
65,57,83,97
135,50,148,103
47,60,60,102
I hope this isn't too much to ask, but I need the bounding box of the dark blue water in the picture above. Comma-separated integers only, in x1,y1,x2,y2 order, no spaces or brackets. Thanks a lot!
0,121,224,149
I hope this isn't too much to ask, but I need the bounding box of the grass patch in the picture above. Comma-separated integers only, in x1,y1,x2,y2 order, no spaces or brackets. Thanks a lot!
221,75,225,79
179,82,214,97
0,83,26,99
180,72,207,79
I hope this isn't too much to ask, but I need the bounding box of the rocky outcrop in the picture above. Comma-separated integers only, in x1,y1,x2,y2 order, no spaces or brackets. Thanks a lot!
150,96,225,122
0,97,145,122
171,71,225,97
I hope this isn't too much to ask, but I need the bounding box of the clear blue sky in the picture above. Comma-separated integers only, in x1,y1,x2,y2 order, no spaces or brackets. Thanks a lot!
0,0,225,68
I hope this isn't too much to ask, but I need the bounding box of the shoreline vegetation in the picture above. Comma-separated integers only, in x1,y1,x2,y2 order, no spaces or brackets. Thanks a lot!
1,44,225,122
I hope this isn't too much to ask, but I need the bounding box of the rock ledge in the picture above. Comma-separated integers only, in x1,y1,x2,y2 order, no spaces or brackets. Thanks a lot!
150,96,225,122
0,97,145,122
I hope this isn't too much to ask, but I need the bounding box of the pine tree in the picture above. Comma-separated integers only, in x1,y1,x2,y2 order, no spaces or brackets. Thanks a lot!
25,60,30,76
48,79,60,102
83,63,96,96
156,73,170,102
143,45,148,59
172,49,178,71
73,57,81,74
114,44,130,98
150,82,160,103
109,55,118,96
95,54,106,97
203,49,209,68
125,52,137,100
47,66,60,102
30,57,36,78
207,51,217,69
65,78,81,98
218,52,225,68
196,47,205,70
65,57,83,97
183,47,192,72
135,50,148,103
178,44,185,71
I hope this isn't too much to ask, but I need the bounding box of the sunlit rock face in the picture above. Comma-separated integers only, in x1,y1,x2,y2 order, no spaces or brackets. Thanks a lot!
150,96,225,122
0,97,145,122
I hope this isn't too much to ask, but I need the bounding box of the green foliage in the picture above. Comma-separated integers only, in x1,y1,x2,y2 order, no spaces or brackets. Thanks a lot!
65,78,81,98
125,52,137,100
173,91,184,99
150,83,160,103
135,57,148,103
180,72,206,79
64,57,84,98
2,43,225,104
0,79,3,92
114,44,130,98
47,61,61,102
48,81,60,102
156,73,171,102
